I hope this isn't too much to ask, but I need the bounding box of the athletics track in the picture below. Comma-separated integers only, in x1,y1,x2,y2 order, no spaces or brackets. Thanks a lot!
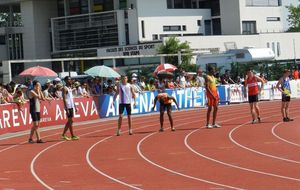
1,99,300,190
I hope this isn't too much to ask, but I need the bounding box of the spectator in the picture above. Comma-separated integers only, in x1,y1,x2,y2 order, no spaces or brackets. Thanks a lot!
92,77,102,95
259,73,268,83
221,70,235,84
0,83,8,104
292,67,299,80
131,77,143,93
13,88,27,111
176,71,186,88
73,81,83,97
146,78,156,91
157,78,166,93
139,76,146,90
196,68,205,87
82,82,91,96
43,80,54,100
3,84,14,103
55,83,63,99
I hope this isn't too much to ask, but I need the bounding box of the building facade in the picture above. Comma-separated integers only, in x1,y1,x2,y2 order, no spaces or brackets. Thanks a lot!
0,0,298,81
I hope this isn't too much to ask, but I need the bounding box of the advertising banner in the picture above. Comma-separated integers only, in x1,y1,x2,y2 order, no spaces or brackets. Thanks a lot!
0,97,99,135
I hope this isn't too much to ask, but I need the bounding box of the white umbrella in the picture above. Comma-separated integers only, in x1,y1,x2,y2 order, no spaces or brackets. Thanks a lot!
84,65,121,78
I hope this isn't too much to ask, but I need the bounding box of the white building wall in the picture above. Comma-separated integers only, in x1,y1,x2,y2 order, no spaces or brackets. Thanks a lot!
239,0,284,33
136,0,210,42
220,0,241,35
177,32,300,61
127,9,139,44
21,0,57,68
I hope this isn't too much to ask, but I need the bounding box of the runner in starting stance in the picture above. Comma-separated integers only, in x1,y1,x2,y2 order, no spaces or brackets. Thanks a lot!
152,93,179,132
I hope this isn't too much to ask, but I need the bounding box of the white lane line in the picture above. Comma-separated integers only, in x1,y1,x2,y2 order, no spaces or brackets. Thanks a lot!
85,106,255,190
185,128,300,183
137,131,245,190
32,113,195,190
271,116,300,147
229,109,300,164
30,125,118,190
0,106,207,154
135,107,296,189
30,103,276,189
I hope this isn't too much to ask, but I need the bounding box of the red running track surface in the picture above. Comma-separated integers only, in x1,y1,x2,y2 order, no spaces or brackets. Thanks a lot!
0,100,300,190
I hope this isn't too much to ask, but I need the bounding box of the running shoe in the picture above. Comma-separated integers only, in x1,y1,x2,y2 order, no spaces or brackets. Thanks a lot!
171,127,176,131
71,136,80,140
257,117,261,123
283,118,289,122
213,124,221,128
36,139,45,143
129,129,133,135
61,135,71,141
252,120,257,124
287,117,294,122
28,139,34,144
206,124,213,129
116,130,121,136
159,128,164,132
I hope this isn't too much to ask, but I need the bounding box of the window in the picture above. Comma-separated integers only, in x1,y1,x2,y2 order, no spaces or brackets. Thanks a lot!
272,42,276,55
267,42,270,48
152,34,158,40
163,25,181,31
197,20,202,26
242,21,257,34
246,0,281,6
267,17,280,22
141,20,145,38
204,20,212,35
0,35,5,45
277,42,281,56
182,25,186,31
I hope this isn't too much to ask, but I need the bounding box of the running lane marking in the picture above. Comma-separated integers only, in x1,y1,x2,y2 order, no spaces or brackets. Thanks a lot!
229,109,300,164
271,116,300,147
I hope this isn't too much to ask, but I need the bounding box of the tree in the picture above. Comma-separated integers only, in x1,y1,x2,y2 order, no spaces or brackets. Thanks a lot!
157,36,193,71
287,2,300,32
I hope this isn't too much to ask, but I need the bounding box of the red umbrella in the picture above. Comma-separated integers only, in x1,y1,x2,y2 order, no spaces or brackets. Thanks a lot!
154,63,177,74
19,66,57,77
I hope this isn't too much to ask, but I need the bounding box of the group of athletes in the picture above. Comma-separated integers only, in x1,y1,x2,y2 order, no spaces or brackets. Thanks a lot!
27,67,294,142
112,67,294,136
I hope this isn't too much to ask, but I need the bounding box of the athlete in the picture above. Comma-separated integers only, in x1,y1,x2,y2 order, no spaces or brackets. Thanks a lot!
205,66,221,129
244,69,264,124
61,76,80,141
276,69,294,122
152,93,179,132
28,80,46,143
114,75,136,136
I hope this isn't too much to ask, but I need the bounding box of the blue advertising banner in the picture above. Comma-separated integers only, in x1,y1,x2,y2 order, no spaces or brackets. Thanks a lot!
98,87,206,118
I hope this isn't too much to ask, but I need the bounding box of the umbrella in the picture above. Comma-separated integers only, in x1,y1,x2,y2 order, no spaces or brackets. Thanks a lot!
154,63,177,74
19,66,57,77
84,65,121,78
157,71,174,79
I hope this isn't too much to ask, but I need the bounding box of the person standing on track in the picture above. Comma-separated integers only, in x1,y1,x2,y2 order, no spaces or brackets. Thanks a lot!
28,80,46,143
61,76,80,141
205,66,221,129
276,69,294,122
152,93,180,132
244,69,265,124
114,75,136,136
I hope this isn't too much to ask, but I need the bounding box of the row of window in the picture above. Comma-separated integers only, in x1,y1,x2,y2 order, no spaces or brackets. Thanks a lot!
246,0,282,6
57,0,116,16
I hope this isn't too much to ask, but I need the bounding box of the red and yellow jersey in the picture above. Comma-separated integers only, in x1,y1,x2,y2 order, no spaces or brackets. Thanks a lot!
157,93,173,104
206,75,218,97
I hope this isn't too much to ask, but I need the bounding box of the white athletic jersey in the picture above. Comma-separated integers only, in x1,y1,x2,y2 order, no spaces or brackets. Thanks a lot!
65,86,75,109
119,83,133,104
